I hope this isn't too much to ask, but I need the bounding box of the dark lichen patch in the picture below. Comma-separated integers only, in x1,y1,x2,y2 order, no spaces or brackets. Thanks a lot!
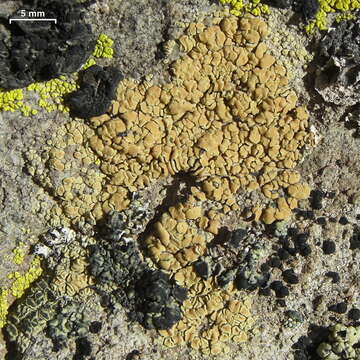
88,211,188,331
47,301,91,352
0,0,95,90
65,65,123,118
203,226,272,292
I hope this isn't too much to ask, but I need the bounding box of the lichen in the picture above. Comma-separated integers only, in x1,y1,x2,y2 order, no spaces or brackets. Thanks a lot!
28,15,314,229
11,245,26,266
92,33,114,59
8,257,43,298
0,288,9,328
0,257,43,330
21,13,318,356
219,0,270,17
305,0,360,32
317,323,360,359
0,33,115,116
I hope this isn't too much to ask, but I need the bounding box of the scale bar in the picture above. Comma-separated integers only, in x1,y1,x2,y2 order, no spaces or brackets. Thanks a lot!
9,18,57,24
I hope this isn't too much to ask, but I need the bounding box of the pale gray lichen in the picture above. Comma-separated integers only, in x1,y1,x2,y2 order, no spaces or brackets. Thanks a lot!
317,323,360,360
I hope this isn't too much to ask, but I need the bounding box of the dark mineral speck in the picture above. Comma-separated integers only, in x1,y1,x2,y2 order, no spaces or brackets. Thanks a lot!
328,302,347,314
278,248,291,260
74,337,92,360
327,191,336,199
316,217,327,225
268,257,282,268
216,269,236,288
264,0,293,9
339,216,349,225
89,321,102,334
271,281,289,298
259,287,271,296
296,210,315,220
322,240,336,254
286,310,303,322
235,273,253,290
302,0,319,20
348,308,360,321
310,190,325,210
295,233,309,244
325,271,340,283
287,227,298,237
298,244,312,257
228,228,247,248
282,269,299,284
350,233,360,250
126,350,141,360
276,286,289,298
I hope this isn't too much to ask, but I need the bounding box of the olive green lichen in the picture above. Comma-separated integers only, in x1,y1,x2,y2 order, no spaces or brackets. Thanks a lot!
5,277,58,355
317,323,360,359
219,0,270,16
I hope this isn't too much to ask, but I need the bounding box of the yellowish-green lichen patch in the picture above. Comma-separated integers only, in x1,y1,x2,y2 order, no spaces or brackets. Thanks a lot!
305,0,360,32
219,0,270,17
8,257,43,298
0,288,9,328
0,257,43,329
11,246,26,266
93,33,114,59
27,76,78,114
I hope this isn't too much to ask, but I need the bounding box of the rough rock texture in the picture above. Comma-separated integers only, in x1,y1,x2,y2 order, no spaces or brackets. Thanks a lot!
315,18,360,105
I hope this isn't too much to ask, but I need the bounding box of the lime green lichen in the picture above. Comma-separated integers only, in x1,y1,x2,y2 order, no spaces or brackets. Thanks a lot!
8,257,43,298
82,57,97,70
93,33,114,58
0,88,31,116
305,0,360,32
0,288,9,328
27,76,78,113
0,257,43,328
12,246,26,265
219,0,270,16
